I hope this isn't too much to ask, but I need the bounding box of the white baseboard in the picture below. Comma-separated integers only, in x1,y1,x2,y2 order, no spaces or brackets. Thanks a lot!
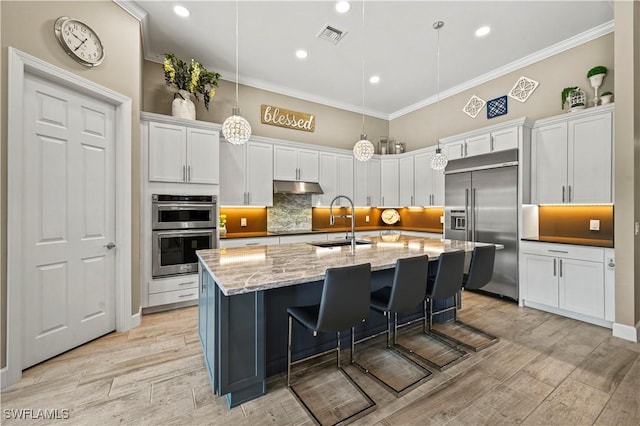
130,306,142,329
1,366,8,389
612,322,639,342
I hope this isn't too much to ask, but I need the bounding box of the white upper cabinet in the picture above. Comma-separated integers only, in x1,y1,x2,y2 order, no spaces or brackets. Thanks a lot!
220,140,273,206
354,158,380,207
148,121,219,184
531,107,612,204
317,152,353,206
380,158,399,206
442,124,520,161
414,151,444,206
398,156,415,206
273,145,319,182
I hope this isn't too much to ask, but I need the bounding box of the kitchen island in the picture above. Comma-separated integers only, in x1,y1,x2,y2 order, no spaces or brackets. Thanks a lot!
197,235,497,407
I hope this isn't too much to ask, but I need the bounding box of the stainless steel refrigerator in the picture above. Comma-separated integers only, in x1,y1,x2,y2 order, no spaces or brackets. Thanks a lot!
444,149,519,300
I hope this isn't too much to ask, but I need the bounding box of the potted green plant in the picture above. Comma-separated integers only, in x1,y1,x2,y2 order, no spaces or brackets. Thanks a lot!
600,91,613,104
561,86,578,109
163,53,221,119
587,66,607,106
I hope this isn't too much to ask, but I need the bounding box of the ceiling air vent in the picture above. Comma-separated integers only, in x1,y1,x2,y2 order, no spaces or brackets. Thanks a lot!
316,24,347,44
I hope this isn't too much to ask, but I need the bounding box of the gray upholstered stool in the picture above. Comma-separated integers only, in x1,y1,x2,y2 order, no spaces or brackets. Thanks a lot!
431,245,500,351
287,263,376,425
396,250,468,371
355,255,433,396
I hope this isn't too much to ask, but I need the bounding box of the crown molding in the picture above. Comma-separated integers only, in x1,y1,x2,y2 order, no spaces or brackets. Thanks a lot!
389,20,614,120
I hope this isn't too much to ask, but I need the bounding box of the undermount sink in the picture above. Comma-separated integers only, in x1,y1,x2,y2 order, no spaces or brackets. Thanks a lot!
308,239,372,248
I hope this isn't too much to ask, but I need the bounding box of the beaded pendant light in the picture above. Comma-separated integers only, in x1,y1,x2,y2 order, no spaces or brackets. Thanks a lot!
353,1,374,162
222,0,251,145
430,21,448,171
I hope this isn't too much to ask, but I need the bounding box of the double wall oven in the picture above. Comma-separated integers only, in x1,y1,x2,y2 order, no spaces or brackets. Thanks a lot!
152,194,217,278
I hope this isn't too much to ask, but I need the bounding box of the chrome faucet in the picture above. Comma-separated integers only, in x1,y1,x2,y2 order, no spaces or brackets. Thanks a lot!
329,195,356,254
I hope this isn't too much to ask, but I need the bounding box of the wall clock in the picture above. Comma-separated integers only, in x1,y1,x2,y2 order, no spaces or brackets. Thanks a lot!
54,16,105,67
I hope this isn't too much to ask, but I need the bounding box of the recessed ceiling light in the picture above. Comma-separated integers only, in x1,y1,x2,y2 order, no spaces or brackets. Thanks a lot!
295,49,308,59
475,26,491,37
369,75,380,84
173,5,190,17
335,1,351,13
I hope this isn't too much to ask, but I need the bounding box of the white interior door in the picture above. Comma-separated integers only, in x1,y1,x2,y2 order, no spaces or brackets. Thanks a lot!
21,73,116,369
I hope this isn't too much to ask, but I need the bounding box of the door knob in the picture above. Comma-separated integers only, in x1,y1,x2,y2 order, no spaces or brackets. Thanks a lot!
103,242,116,250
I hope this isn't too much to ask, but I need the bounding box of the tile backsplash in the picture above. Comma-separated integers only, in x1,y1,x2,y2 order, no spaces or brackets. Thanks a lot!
267,194,312,232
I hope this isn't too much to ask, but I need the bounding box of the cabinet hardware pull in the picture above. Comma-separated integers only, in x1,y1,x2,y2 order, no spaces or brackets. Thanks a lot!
548,250,569,253
178,282,193,286
411,195,414,206
460,144,464,158
382,196,385,205
559,259,563,277
245,243,259,246
568,185,572,202
183,165,186,182
188,165,191,182
553,258,557,276
464,143,468,157
490,136,494,152
179,293,195,298
562,186,565,203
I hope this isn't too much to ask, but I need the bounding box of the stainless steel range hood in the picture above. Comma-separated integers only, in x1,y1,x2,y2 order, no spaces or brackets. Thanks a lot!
273,180,324,194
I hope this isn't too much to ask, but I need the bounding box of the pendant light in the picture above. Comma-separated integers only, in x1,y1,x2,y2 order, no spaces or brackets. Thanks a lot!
430,21,448,170
222,0,251,145
353,0,374,162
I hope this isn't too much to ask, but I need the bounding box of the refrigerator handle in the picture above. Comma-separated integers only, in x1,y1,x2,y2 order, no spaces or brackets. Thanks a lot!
465,188,471,241
472,188,477,242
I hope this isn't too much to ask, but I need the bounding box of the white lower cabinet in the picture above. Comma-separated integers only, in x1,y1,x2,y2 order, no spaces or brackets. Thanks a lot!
520,241,610,327
147,274,199,307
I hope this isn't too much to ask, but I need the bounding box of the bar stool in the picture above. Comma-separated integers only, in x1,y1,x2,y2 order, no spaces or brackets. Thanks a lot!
396,250,468,371
431,245,499,351
287,263,376,425
354,255,433,396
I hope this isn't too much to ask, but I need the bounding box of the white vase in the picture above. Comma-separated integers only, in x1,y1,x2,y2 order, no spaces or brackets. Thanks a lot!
600,95,612,104
172,89,196,120
219,225,227,236
589,73,606,106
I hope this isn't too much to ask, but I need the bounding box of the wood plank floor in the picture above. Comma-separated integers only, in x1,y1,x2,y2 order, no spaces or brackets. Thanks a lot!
2,292,639,425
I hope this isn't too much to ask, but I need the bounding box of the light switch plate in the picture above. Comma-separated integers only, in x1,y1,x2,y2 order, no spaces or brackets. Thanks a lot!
440,216,444,224
589,219,600,231
365,215,370,223
241,218,247,227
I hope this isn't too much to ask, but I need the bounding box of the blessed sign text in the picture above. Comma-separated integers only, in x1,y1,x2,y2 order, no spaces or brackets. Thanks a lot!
261,104,315,132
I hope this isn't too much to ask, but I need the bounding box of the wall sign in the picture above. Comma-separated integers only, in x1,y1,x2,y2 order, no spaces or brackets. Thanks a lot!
261,104,315,132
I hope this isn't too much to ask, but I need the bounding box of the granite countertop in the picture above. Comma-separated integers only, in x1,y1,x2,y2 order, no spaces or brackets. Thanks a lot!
220,226,443,239
198,235,497,296
521,236,614,248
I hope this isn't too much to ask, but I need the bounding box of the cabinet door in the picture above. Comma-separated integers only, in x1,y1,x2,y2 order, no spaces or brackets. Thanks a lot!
559,258,604,318
149,122,186,183
318,152,337,206
380,158,399,206
413,153,432,206
531,122,568,204
219,142,246,205
568,112,612,203
246,142,273,206
273,145,298,180
354,159,369,206
186,128,219,184
298,149,319,182
337,154,354,202
522,253,558,307
491,127,519,152
399,156,415,206
445,140,465,160
432,167,445,206
368,158,381,206
465,133,491,157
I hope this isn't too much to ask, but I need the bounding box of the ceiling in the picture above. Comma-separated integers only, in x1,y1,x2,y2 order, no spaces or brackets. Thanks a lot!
123,1,614,119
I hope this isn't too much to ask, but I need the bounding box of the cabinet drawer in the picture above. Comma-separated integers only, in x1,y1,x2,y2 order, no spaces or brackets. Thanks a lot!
520,242,603,262
149,275,198,294
148,288,198,306
219,237,280,248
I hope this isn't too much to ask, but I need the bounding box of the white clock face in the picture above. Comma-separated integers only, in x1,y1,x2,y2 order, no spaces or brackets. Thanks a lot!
55,17,104,67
